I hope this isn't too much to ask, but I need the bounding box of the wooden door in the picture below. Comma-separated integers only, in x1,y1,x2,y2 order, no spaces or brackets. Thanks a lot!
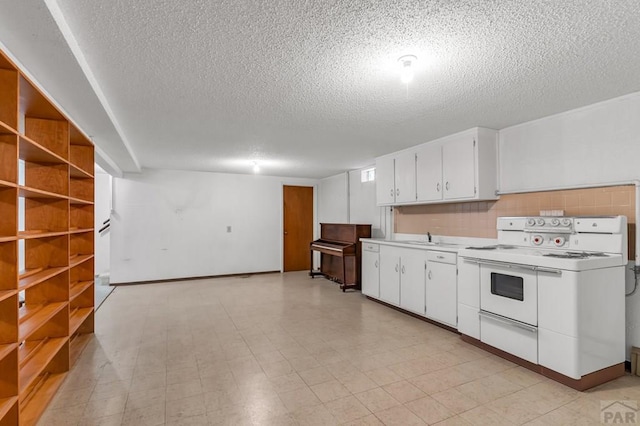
283,185,313,272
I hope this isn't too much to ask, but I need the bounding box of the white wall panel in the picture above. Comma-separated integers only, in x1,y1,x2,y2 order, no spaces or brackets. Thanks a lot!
499,92,640,192
110,169,317,283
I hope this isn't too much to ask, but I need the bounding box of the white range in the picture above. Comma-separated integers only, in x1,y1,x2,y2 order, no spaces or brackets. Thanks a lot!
457,215,627,390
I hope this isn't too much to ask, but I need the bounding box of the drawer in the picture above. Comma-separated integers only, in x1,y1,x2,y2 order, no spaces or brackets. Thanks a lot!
426,251,456,264
363,243,379,252
480,312,538,364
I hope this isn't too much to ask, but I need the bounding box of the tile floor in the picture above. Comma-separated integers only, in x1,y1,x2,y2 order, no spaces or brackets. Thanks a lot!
40,271,640,425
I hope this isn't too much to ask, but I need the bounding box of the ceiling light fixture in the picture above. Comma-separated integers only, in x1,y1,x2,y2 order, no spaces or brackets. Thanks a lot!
253,162,260,173
398,55,417,84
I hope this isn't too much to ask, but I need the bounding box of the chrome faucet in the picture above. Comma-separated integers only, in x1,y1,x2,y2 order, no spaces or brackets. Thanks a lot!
427,232,432,243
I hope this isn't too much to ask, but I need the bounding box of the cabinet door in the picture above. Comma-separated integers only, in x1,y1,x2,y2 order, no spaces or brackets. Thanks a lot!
398,248,427,315
361,248,380,298
416,143,442,202
426,261,457,327
442,135,476,200
375,157,395,206
394,151,416,203
379,246,400,305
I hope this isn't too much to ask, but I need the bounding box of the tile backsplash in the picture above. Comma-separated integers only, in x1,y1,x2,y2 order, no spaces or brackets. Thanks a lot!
395,185,636,259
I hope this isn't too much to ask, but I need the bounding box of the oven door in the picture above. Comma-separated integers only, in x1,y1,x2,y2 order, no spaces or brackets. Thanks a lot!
479,261,537,326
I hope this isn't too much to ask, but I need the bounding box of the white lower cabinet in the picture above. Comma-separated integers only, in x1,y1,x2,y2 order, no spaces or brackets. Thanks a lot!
456,258,481,338
367,243,458,327
361,243,380,298
426,251,457,327
398,248,427,315
379,245,400,305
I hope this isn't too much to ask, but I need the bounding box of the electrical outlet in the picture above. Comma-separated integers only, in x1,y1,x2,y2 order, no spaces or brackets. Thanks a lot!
227,226,232,233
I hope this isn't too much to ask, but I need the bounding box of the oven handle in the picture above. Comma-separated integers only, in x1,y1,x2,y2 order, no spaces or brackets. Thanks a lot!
479,310,538,333
463,257,562,275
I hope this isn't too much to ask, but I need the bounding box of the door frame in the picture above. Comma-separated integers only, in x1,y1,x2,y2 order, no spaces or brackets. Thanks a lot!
280,183,318,273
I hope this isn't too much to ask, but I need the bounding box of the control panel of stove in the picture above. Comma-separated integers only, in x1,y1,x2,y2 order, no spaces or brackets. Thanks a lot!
530,234,569,248
523,216,574,233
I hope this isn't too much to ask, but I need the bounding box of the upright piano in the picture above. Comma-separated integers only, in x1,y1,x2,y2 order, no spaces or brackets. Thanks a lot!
309,223,372,291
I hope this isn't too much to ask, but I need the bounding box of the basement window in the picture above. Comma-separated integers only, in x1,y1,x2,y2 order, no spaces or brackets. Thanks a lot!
361,167,375,183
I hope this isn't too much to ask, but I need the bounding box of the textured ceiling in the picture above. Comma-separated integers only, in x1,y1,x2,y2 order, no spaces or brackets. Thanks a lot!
3,1,640,178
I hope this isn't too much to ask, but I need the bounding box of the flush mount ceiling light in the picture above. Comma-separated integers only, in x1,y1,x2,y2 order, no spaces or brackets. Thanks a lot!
398,55,417,84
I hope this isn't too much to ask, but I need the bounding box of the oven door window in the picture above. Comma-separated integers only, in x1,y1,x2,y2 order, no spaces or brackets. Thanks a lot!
491,273,524,301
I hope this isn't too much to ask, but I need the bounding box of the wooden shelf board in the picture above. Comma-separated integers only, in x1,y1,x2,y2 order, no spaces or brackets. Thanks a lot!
18,135,66,165
69,307,93,335
17,230,68,240
68,196,94,205
0,119,18,135
69,333,92,366
0,343,17,362
0,178,16,188
69,280,93,302
19,372,66,425
69,254,93,268
0,397,18,422
0,236,17,243
19,186,68,201
18,302,67,341
18,267,67,292
69,228,93,235
18,337,68,395
0,289,17,303
69,164,93,179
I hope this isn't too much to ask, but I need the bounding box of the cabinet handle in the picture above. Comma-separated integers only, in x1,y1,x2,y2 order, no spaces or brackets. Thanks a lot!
390,188,393,197
445,181,450,191
401,265,405,274
428,270,432,280
437,255,445,260
396,188,400,196
436,182,440,192
395,264,398,272
375,260,378,268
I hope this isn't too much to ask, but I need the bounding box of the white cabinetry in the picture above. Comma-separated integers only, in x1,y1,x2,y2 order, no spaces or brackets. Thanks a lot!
361,243,380,298
442,135,476,200
375,152,417,206
398,248,427,315
457,257,480,339
375,156,396,205
394,151,417,203
416,143,442,202
376,127,498,206
426,251,457,327
379,245,401,305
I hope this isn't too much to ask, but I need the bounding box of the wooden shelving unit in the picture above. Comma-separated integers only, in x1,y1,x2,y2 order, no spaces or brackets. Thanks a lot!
0,47,95,425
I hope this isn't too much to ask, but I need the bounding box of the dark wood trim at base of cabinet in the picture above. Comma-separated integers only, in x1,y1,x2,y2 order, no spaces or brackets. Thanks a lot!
365,296,459,334
460,334,625,391
111,270,281,286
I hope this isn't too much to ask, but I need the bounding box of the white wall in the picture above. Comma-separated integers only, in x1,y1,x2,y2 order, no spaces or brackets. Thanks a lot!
318,173,348,224
318,167,389,238
110,169,317,283
499,91,640,360
94,169,111,276
499,92,640,192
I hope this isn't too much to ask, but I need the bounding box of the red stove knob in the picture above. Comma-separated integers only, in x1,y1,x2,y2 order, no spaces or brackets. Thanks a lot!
532,235,543,245
554,236,565,246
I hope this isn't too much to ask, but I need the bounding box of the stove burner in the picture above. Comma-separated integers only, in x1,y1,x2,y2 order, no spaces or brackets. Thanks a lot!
466,245,517,250
542,251,609,259
543,252,588,259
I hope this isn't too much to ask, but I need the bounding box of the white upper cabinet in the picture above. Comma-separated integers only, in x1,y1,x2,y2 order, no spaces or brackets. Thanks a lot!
416,143,442,202
394,151,417,203
375,156,396,206
442,133,476,200
376,127,498,206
